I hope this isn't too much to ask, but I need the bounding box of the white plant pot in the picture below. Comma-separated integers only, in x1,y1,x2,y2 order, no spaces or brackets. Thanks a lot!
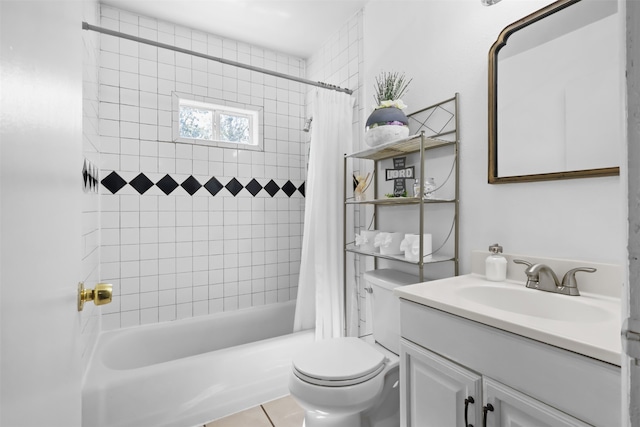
364,125,410,147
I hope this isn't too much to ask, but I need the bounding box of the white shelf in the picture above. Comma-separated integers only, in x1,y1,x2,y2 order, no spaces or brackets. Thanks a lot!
345,197,455,206
345,245,455,265
346,133,455,161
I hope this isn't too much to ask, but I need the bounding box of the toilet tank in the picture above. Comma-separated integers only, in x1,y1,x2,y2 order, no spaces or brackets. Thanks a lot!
364,269,420,355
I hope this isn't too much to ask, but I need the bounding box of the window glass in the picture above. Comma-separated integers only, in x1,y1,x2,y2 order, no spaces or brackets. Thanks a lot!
219,113,250,144
175,96,261,151
179,106,213,140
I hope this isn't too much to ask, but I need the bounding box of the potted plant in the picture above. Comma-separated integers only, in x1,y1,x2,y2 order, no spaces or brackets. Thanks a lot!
364,71,413,147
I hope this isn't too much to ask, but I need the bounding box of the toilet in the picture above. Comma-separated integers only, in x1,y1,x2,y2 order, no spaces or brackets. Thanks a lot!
289,269,419,427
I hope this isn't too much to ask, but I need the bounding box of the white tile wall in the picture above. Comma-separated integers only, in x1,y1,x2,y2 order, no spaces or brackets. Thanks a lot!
305,11,366,336
98,6,305,329
81,0,102,374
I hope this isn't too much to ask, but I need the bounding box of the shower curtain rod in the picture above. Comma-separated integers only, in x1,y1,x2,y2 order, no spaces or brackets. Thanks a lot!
82,22,353,95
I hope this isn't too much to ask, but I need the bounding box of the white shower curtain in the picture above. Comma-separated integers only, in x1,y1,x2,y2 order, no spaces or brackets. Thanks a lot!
294,89,354,340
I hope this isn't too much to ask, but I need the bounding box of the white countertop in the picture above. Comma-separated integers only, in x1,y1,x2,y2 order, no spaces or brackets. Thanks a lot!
395,273,622,366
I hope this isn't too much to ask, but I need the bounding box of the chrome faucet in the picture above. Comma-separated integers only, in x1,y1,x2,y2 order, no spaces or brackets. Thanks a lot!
513,259,596,296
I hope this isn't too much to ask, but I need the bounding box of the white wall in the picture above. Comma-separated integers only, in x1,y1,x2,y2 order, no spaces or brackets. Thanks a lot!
363,0,627,277
97,6,305,329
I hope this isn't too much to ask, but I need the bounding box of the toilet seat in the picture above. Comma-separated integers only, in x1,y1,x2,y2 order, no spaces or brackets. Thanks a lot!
292,337,386,387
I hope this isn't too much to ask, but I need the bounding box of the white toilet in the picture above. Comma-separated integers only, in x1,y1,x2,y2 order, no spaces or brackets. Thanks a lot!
289,269,419,427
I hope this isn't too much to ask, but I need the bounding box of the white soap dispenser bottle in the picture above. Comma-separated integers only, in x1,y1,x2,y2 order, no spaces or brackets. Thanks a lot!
486,243,507,281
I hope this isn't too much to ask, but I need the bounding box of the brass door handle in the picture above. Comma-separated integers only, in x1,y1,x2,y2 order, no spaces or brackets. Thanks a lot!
78,282,112,311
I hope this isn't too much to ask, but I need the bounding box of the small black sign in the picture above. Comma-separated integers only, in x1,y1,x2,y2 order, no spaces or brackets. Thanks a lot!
385,157,414,196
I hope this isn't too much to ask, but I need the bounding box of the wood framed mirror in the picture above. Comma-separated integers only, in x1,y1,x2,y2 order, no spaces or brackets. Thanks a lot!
488,0,622,184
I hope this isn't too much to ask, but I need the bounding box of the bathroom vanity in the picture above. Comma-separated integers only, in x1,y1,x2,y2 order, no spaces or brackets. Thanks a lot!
395,252,621,427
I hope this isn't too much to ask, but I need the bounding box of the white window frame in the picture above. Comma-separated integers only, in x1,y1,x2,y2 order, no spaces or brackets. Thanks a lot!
172,94,263,151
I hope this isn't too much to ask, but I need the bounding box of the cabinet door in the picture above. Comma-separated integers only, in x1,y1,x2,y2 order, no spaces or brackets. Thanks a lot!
483,378,590,427
400,338,482,427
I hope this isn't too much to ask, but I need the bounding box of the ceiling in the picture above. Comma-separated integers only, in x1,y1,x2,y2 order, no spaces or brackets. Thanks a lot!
100,0,370,59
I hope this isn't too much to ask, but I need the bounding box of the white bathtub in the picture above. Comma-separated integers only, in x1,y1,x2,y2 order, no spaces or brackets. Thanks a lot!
83,301,314,427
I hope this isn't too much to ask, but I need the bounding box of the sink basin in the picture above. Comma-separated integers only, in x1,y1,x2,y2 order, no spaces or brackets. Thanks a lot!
455,283,612,323
394,273,621,365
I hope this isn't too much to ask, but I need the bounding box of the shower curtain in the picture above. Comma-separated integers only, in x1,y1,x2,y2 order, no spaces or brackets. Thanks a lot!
294,89,354,340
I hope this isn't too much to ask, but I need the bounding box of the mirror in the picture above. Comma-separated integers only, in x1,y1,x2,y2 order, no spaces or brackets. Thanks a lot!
488,0,621,183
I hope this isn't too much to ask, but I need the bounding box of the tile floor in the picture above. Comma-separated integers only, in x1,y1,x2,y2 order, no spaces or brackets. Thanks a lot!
203,395,304,427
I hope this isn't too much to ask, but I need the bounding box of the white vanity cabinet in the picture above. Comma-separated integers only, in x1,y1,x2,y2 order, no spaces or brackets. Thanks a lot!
482,378,590,427
400,339,591,427
400,339,481,426
399,299,621,427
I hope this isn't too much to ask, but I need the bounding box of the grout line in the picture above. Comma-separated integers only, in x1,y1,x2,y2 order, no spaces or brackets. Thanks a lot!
260,404,276,427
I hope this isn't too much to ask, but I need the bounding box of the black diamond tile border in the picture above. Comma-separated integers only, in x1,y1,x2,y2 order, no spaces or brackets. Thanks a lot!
245,179,263,196
282,180,296,197
83,158,99,193
264,179,280,197
204,177,224,196
225,178,243,196
130,173,154,195
101,172,304,199
101,171,127,194
83,160,89,188
156,174,179,195
181,175,202,196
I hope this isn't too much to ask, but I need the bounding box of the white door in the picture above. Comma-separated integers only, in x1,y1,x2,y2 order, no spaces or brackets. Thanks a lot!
400,338,482,427
1,1,83,426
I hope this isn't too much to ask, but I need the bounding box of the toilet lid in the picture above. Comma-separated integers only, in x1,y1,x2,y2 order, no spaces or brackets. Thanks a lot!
292,337,386,386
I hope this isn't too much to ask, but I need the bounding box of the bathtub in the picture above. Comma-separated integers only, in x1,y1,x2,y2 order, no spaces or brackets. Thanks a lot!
83,301,314,427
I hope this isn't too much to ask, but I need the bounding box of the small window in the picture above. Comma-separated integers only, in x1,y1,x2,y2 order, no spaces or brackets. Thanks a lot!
175,97,261,150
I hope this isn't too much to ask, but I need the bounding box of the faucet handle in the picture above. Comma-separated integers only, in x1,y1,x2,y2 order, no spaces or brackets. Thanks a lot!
513,259,533,268
513,259,538,289
561,267,597,289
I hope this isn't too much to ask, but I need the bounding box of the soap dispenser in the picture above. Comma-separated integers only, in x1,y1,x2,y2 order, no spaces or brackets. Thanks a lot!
486,243,507,281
